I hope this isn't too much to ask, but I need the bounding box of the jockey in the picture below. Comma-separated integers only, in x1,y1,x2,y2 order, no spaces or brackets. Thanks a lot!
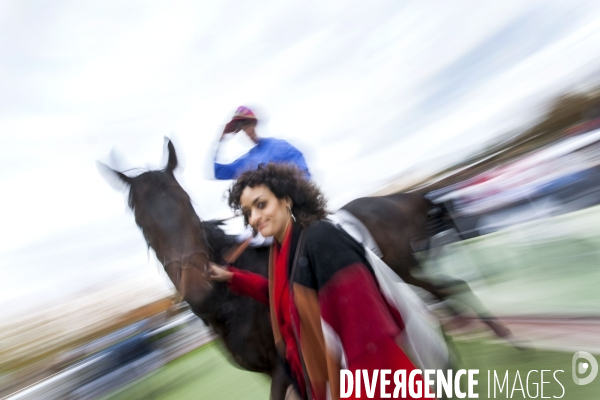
214,106,311,246
214,106,311,180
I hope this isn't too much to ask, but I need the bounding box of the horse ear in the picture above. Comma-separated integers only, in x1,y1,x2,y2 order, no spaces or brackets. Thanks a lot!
96,161,132,189
165,137,178,173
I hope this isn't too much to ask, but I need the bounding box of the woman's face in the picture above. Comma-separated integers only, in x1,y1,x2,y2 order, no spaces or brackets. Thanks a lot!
239,184,290,241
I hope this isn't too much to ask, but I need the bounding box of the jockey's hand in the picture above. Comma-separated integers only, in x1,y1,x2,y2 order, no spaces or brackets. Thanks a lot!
209,262,233,282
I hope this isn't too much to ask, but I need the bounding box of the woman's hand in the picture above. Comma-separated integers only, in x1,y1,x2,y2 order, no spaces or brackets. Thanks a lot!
209,262,234,282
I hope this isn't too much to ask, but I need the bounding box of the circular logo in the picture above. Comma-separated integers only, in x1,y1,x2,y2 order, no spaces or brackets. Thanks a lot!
572,351,598,385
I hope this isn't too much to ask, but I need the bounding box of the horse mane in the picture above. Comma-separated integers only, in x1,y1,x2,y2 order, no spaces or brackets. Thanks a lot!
202,219,237,263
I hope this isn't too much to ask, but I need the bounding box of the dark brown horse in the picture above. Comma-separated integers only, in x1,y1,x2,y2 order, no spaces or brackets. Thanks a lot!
98,140,292,400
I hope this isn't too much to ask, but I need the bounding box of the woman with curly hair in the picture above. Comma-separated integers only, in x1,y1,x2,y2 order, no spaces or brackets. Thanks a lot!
209,163,427,400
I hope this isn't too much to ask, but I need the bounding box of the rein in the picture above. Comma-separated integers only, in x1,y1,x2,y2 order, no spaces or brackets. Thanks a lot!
165,225,252,318
223,236,252,264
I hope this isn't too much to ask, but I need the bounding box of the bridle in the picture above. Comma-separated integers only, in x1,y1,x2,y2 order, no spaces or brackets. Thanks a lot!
163,249,220,318
162,225,252,319
129,175,248,318
163,249,211,293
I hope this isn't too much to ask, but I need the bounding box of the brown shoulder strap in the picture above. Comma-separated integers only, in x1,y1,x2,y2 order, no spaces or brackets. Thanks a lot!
289,230,306,285
287,228,312,400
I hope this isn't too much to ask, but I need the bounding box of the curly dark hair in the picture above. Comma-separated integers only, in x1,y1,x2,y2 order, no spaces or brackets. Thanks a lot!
228,163,329,228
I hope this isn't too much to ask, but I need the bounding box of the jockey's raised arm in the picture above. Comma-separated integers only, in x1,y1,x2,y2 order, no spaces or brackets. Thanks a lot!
213,106,311,180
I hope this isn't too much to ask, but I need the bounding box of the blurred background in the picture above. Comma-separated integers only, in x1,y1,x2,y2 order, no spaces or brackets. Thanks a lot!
3,1,600,399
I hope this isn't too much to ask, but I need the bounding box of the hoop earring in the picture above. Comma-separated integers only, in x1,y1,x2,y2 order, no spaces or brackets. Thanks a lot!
288,205,296,222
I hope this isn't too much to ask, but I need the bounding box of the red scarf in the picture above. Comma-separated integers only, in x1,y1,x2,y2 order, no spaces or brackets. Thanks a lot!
272,222,305,396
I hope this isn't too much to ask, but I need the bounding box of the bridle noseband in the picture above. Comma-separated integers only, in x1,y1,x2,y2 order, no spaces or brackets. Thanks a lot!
164,249,211,304
159,212,252,320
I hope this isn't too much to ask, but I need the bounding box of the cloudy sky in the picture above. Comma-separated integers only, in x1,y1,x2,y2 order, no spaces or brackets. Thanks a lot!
3,1,600,317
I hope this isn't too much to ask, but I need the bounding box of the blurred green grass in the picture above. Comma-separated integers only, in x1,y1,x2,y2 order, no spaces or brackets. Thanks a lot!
104,338,599,399
102,341,270,400
426,204,600,317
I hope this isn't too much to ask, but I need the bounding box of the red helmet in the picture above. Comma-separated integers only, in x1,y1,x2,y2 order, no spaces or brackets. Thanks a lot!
223,106,257,133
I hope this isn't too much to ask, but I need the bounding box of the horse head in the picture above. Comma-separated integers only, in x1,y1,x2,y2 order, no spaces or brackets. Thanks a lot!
98,139,287,389
98,139,213,308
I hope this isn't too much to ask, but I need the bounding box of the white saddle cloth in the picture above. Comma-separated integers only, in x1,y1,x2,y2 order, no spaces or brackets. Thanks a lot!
236,228,273,247
328,210,383,258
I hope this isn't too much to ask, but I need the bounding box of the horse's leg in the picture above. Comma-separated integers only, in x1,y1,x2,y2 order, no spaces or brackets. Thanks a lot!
435,276,513,338
399,238,515,341
383,249,450,303
384,249,474,324
398,272,455,305
270,364,290,400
